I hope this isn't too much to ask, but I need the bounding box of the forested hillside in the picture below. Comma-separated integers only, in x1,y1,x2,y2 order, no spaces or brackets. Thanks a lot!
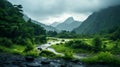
74,5,120,34
0,0,46,47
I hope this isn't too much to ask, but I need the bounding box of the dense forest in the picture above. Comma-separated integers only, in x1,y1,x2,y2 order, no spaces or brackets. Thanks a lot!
0,0,46,55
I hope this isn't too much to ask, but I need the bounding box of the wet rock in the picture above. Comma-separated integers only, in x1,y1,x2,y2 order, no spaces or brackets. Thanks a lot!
60,64,67,67
26,62,41,67
71,59,80,63
41,61,50,64
37,47,42,51
3,64,20,67
25,56,34,62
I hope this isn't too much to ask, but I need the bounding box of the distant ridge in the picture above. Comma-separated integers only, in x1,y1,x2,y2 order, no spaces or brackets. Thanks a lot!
74,5,120,34
23,15,59,32
54,17,82,31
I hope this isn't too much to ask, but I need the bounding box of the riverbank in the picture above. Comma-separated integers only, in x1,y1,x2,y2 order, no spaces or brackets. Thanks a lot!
0,53,119,67
0,53,84,67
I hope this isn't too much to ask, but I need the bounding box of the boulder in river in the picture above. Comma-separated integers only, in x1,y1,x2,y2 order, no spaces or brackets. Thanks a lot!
26,62,41,67
25,56,34,62
41,61,50,64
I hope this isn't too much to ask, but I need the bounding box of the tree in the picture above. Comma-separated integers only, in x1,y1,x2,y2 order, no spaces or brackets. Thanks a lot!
46,31,57,37
92,37,102,52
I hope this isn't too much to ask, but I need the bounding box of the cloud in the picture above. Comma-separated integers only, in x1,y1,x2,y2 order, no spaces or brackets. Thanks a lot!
8,0,120,24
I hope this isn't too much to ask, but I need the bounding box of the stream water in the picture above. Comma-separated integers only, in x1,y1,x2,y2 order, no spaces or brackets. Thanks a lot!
37,38,88,59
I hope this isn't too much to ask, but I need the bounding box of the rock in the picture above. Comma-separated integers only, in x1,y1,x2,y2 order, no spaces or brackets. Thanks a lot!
71,59,80,63
26,62,41,67
25,56,34,62
60,64,67,67
41,61,50,64
37,47,42,51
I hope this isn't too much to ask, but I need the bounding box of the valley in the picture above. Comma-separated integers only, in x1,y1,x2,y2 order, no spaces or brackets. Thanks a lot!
0,0,120,67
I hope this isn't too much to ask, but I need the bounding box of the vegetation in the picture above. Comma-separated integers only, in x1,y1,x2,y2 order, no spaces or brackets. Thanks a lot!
82,52,120,65
47,30,92,38
0,0,120,65
51,37,120,65
39,50,62,58
0,0,46,56
92,36,102,52
63,50,74,60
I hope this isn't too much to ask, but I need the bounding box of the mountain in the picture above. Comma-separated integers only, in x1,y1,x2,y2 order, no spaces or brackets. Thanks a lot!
23,15,58,32
74,5,120,34
55,17,82,31
50,22,60,27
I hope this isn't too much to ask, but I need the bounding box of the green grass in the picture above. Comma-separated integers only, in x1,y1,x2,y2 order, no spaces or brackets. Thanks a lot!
0,44,39,57
82,52,120,65
0,45,25,54
51,44,70,53
39,50,62,58
51,43,91,54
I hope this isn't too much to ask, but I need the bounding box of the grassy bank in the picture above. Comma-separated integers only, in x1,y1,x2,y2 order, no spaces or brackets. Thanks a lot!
51,37,120,64
82,52,120,65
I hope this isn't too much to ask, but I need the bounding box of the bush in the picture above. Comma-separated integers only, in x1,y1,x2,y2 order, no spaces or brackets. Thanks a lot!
24,50,39,57
82,52,120,64
64,50,73,60
65,40,92,51
39,50,57,58
24,45,34,52
0,37,13,47
92,37,102,52
34,35,46,44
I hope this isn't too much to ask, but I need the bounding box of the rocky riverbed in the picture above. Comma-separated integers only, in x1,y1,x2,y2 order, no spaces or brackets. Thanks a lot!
0,53,85,67
0,53,118,67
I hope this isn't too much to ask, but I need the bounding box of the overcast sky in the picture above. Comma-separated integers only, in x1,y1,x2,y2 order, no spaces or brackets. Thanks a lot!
8,0,120,25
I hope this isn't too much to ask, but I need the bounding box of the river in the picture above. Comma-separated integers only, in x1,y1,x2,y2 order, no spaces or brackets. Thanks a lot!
36,38,88,59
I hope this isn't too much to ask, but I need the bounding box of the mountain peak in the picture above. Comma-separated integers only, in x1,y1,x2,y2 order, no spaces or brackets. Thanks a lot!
63,17,74,24
67,17,74,20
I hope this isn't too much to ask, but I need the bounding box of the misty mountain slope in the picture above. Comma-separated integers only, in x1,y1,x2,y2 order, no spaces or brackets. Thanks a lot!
55,17,82,31
50,22,60,27
74,5,120,34
23,15,58,32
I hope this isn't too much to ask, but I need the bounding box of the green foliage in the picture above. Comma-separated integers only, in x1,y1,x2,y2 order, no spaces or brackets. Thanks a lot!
56,30,78,38
0,37,12,47
110,27,120,40
24,45,34,52
65,40,92,51
64,50,73,60
39,50,59,58
111,40,120,54
24,50,39,57
92,37,102,52
35,35,46,44
82,52,120,64
0,0,46,46
51,44,71,53
0,0,46,57
46,31,57,37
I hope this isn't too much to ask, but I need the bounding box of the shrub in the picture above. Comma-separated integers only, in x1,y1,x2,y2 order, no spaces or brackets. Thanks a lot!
65,40,92,51
82,52,120,64
24,50,39,57
64,50,73,60
39,50,57,58
34,35,46,44
24,45,34,52
0,37,12,47
92,37,102,52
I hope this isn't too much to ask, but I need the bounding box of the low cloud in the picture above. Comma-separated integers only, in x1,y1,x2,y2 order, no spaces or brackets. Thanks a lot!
8,0,120,24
